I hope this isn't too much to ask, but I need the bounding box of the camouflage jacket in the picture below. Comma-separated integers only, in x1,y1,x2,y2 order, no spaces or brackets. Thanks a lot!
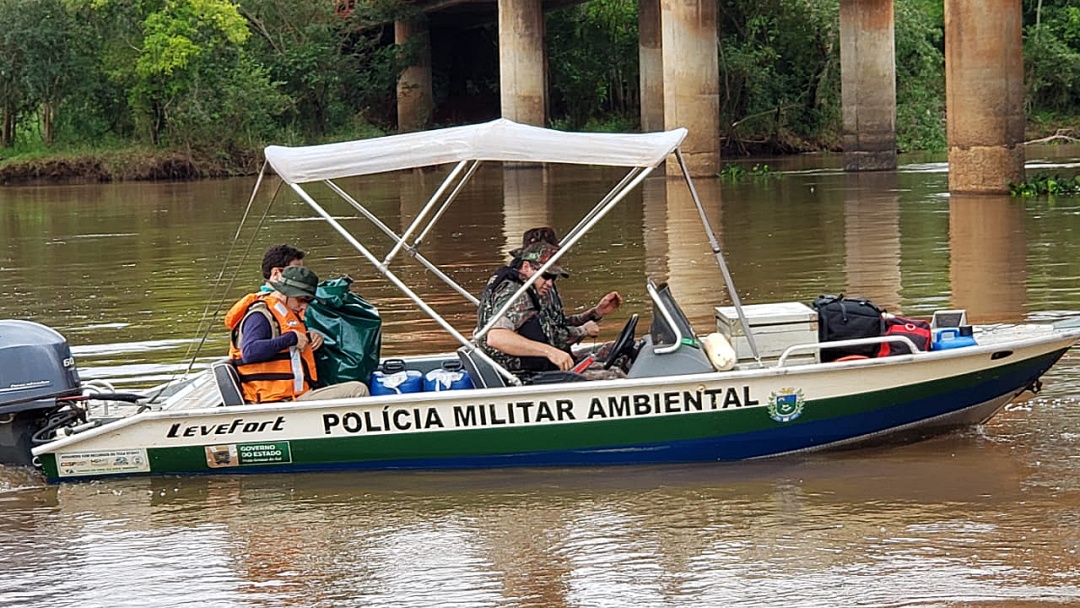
475,266,561,371
540,284,600,350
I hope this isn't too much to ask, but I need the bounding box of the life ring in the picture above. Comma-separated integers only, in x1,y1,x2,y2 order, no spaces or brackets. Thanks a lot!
834,354,870,362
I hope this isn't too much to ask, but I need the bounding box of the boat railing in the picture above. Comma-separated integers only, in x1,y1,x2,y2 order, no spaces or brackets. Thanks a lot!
776,335,922,368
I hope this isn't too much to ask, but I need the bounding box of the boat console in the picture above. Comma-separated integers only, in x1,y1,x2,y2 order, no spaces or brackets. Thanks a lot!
626,280,714,379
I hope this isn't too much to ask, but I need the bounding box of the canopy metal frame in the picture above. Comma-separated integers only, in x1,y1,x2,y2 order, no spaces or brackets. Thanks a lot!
246,121,763,387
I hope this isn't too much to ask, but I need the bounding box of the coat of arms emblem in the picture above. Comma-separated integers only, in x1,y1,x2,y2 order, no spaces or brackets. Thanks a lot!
767,388,805,422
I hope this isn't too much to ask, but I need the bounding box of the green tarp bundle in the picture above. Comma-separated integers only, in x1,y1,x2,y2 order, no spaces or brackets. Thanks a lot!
305,276,382,386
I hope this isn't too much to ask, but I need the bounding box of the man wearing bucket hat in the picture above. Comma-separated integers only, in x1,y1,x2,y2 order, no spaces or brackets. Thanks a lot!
225,265,369,403
475,241,575,374
514,227,623,351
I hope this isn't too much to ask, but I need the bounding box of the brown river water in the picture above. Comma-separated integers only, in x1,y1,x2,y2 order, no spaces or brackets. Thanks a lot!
2,147,1080,607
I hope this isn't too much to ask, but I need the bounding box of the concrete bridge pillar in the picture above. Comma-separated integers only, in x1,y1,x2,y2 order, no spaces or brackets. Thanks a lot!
498,0,547,126
661,0,719,176
839,0,897,172
396,18,434,132
638,0,664,133
945,0,1025,193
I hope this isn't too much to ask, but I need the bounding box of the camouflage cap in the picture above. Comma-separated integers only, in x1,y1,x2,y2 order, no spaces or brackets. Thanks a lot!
517,242,569,278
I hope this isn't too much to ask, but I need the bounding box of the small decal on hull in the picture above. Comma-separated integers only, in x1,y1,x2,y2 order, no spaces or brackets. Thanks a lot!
767,388,805,423
206,441,292,468
57,449,150,477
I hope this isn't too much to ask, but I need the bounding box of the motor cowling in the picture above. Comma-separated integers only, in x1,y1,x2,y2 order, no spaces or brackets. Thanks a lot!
0,320,81,409
0,320,82,466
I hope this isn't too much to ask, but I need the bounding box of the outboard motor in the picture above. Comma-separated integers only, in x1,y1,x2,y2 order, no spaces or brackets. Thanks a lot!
0,320,82,466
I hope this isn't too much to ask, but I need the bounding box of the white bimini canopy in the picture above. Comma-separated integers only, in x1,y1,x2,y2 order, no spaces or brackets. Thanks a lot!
250,118,756,383
264,119,688,184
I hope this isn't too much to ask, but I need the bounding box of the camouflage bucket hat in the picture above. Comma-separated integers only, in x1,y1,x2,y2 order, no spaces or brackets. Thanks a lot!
518,242,569,278
522,226,559,248
509,226,561,259
270,265,320,300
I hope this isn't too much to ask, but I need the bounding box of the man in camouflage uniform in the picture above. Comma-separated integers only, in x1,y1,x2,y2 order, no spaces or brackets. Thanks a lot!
475,242,575,375
514,227,622,353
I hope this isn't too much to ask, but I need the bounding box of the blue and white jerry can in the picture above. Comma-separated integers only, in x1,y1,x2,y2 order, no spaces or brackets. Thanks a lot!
932,326,977,351
424,360,474,392
370,359,423,395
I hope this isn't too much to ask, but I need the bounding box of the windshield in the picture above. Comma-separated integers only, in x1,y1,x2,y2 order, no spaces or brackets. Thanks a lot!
648,281,698,348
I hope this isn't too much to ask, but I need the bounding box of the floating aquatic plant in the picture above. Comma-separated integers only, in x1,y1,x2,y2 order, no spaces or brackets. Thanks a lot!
1010,173,1080,197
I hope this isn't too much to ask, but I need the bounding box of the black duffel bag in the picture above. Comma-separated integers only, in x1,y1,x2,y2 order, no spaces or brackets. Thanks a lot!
812,294,885,362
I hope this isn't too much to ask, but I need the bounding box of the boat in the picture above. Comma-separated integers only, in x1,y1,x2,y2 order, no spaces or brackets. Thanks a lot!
2,119,1078,482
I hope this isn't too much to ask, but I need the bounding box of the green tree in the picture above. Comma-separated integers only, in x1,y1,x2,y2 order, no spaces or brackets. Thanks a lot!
0,0,29,147
7,0,1080,166
240,0,406,139
241,1,348,137
1024,2,1080,115
17,0,90,145
134,0,269,147
547,0,639,130
73,0,285,150
717,0,840,153
894,0,945,151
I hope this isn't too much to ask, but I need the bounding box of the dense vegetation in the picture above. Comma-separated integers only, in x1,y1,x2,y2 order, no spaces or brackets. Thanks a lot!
0,0,1077,180
1011,173,1080,196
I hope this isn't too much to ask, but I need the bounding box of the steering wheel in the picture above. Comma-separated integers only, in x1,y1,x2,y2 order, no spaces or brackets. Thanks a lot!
604,314,639,370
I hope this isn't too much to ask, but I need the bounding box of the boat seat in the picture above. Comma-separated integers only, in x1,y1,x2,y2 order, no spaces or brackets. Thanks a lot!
211,361,246,406
457,347,507,389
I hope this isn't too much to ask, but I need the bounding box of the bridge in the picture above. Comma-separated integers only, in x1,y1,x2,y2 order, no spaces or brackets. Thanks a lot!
393,0,1022,193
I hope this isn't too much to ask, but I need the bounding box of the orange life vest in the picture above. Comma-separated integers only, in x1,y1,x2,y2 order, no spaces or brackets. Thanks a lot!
224,293,318,403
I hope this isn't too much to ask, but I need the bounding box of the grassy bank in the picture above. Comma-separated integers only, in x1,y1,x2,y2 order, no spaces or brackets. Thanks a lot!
0,146,262,185
2,115,1078,186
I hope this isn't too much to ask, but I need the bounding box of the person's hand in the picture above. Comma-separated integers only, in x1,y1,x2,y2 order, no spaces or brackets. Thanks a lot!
291,329,310,350
582,320,601,338
547,347,574,371
309,331,324,351
596,292,622,317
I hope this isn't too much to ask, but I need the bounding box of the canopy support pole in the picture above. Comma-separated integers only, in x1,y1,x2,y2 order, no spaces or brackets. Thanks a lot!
383,160,469,266
561,168,642,246
325,177,480,306
475,165,657,343
287,182,521,386
414,160,482,248
674,148,761,365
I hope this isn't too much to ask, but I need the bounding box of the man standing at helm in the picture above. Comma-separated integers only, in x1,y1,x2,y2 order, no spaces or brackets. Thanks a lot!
225,265,369,403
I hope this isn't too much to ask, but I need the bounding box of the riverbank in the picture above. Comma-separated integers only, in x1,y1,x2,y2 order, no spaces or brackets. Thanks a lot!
1,122,1076,186
4,139,788,185
0,148,261,185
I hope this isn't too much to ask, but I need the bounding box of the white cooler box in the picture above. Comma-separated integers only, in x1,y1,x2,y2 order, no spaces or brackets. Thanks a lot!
714,302,819,363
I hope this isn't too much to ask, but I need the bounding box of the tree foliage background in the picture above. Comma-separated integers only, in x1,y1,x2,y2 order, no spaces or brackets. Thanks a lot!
0,0,1077,163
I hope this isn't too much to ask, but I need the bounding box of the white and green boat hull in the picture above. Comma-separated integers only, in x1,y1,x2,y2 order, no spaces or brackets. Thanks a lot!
34,336,1071,481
